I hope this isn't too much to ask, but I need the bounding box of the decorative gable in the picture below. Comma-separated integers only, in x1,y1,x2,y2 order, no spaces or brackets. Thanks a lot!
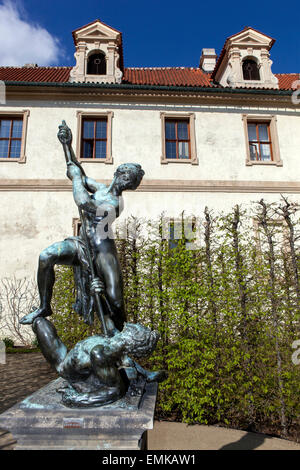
70,19,123,84
212,27,279,89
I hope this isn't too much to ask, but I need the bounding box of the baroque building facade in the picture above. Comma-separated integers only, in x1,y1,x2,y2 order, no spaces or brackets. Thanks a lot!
0,19,299,281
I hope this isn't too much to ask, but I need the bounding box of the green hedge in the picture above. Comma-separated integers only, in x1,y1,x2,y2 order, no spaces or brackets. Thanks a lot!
51,200,300,440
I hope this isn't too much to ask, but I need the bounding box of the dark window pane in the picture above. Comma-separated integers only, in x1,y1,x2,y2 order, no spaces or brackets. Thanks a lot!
243,60,260,81
12,120,23,138
169,238,179,250
83,121,94,139
166,141,176,159
165,121,176,140
178,141,189,159
10,140,21,158
169,223,175,240
260,143,272,161
95,141,106,159
0,120,11,138
0,140,9,158
258,124,269,142
87,53,106,75
249,142,259,160
177,122,188,140
96,120,107,139
168,222,183,250
248,123,257,142
82,140,93,158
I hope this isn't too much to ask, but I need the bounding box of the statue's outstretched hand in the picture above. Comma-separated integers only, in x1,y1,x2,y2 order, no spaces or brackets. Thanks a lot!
58,120,72,145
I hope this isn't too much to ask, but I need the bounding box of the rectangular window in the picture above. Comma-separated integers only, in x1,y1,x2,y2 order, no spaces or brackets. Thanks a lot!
76,111,113,164
166,217,197,251
243,115,282,166
165,119,190,160
247,122,272,162
0,117,23,159
160,113,198,164
81,118,107,159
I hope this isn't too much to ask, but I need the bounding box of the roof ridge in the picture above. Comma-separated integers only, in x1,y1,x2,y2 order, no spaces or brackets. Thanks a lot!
125,66,201,70
0,65,72,69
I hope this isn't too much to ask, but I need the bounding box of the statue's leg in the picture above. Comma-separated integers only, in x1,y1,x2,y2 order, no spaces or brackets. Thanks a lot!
95,240,126,332
32,317,68,372
20,240,79,324
90,345,125,390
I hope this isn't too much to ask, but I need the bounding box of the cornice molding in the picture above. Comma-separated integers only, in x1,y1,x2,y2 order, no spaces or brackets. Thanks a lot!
4,82,295,107
1,178,300,193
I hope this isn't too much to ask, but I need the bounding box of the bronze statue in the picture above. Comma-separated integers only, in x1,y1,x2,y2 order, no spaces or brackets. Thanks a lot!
33,317,160,407
20,121,166,407
20,122,144,334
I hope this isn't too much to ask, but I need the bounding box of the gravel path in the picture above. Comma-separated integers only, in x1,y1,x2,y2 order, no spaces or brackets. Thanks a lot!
0,352,57,450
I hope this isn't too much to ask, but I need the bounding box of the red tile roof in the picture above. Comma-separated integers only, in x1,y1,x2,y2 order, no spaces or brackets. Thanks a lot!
0,66,214,87
123,67,213,87
276,74,300,90
0,66,297,91
0,66,71,83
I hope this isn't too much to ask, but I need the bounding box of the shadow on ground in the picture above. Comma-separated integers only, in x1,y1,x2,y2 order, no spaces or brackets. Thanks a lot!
220,432,266,450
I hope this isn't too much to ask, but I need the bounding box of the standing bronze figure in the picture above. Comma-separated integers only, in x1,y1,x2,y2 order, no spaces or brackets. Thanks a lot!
21,121,143,334
20,121,166,407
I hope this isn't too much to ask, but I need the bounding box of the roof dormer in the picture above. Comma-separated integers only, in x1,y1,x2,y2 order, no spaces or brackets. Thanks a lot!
70,19,124,84
211,27,279,89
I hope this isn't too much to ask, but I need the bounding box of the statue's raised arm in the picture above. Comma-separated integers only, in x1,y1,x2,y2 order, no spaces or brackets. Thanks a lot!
57,121,103,195
57,121,99,212
57,120,86,179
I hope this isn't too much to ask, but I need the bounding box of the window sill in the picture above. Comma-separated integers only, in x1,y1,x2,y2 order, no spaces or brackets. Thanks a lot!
246,160,283,167
161,158,198,165
78,157,113,164
0,157,26,164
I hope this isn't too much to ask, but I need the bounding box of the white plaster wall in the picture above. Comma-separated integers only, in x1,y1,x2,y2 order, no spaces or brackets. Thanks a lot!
0,99,300,281
1,189,300,280
0,101,299,183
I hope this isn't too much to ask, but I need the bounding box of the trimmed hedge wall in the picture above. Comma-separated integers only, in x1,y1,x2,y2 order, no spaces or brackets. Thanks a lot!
51,199,300,440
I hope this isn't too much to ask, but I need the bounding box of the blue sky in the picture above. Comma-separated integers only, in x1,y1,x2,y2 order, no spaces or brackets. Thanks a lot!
0,0,299,72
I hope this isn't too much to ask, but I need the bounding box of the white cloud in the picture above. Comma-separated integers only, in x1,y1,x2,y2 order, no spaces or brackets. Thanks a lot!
0,0,62,66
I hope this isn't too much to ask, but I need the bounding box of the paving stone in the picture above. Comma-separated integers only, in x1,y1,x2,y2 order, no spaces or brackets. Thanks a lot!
0,353,58,416
0,352,57,449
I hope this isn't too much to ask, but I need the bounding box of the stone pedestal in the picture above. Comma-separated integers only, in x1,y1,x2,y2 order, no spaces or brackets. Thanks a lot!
0,378,158,450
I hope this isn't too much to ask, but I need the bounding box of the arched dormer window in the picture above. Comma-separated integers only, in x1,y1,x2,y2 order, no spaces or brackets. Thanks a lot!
242,59,260,81
87,52,106,75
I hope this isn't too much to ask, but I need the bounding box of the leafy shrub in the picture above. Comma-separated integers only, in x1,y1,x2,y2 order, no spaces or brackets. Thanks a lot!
2,337,14,348
39,200,300,440
51,265,100,349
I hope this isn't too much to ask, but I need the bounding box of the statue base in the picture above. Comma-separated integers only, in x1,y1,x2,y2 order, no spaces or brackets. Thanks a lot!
0,377,158,450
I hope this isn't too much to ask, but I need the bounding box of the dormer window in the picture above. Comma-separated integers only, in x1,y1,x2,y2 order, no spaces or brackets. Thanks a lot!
242,59,260,81
87,52,106,75
70,19,124,84
211,27,279,89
